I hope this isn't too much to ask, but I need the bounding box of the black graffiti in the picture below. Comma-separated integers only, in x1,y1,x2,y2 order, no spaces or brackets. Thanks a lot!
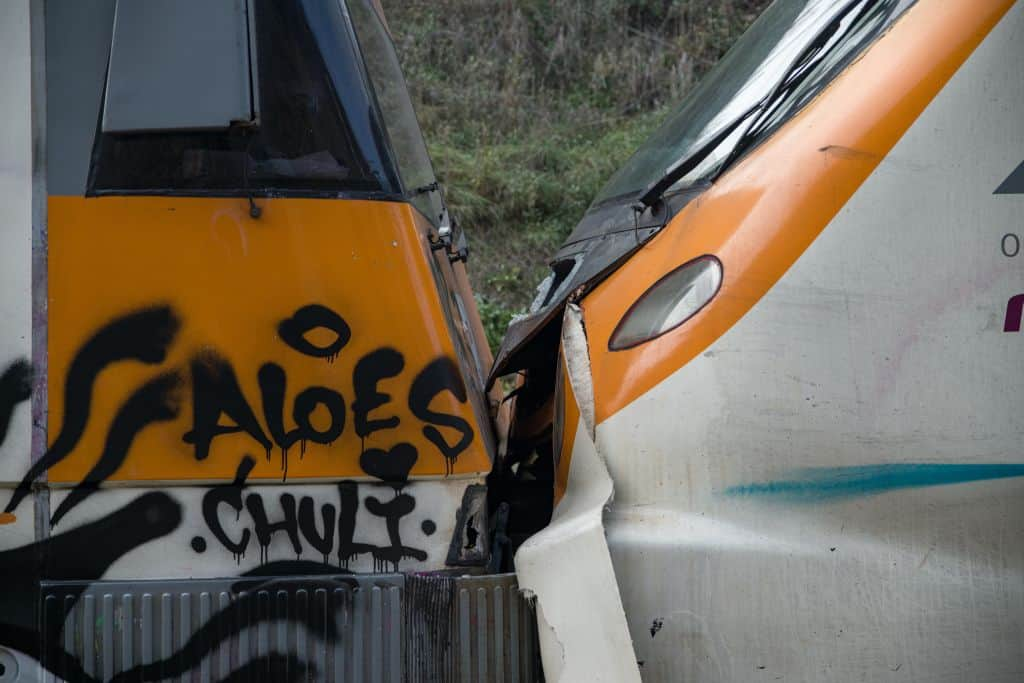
292,387,346,448
190,352,354,478
353,347,404,438
359,441,419,485
4,302,475,519
0,492,182,683
247,492,303,563
0,298,479,680
278,303,351,360
183,309,474,480
202,455,256,562
109,575,350,683
340,481,428,571
5,305,180,514
199,462,430,572
184,351,274,461
298,495,336,564
0,358,31,448
335,480,371,566
258,362,303,455
50,371,182,526
365,492,428,570
257,362,347,475
409,357,474,474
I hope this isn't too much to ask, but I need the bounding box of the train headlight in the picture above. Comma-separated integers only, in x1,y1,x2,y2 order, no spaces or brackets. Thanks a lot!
609,255,723,350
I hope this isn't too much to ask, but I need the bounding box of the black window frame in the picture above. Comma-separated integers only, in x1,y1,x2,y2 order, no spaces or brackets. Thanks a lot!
86,0,407,202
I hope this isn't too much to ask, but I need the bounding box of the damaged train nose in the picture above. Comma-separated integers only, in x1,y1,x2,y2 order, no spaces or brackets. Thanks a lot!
2,0,1021,680
493,0,1024,680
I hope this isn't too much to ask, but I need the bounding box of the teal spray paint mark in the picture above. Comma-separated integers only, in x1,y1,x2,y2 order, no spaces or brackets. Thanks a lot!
724,463,1024,502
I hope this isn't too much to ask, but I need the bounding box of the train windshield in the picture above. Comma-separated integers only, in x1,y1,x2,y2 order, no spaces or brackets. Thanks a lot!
593,0,912,207
345,0,445,223
89,0,401,197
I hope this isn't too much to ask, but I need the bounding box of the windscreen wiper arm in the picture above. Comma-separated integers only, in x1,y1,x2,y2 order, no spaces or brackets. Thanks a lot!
713,0,878,180
639,0,875,209
637,101,763,208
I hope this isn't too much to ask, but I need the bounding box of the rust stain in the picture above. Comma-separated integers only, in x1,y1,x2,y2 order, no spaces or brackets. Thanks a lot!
0,512,16,525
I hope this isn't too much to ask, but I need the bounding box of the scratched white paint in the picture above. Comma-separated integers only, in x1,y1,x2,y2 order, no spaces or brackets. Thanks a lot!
0,0,34,483
591,4,1024,680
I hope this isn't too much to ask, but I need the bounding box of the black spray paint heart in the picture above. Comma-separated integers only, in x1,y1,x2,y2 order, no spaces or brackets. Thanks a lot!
359,443,418,485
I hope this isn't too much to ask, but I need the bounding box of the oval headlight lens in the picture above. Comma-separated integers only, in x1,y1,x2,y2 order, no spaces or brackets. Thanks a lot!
609,255,723,350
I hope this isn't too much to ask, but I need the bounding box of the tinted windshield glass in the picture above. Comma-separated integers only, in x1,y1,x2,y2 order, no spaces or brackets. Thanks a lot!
593,0,909,205
346,0,443,223
744,0,906,142
90,0,396,195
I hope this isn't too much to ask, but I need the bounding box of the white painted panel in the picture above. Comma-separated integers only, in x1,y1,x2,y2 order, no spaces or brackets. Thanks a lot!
0,0,34,484
46,478,475,579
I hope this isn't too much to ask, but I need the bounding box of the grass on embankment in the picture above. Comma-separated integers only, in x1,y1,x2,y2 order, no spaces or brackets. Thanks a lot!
384,0,769,349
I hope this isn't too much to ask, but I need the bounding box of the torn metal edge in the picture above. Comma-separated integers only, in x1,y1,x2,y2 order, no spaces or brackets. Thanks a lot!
445,483,489,567
562,303,596,442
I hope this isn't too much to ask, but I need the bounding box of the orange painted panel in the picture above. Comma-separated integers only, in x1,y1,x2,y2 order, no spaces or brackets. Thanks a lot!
46,196,491,483
582,0,1013,423
553,345,580,507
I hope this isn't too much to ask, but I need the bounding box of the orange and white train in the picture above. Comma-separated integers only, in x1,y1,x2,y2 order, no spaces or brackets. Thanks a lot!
498,0,1024,680
0,0,1021,680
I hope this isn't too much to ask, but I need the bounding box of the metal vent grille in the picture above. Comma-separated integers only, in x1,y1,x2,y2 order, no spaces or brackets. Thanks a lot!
39,573,536,682
405,575,540,682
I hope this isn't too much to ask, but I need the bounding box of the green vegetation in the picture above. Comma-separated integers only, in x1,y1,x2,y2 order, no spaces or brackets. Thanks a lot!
384,0,770,349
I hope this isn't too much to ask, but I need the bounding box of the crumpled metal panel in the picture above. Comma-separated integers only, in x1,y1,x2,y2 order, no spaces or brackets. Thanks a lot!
486,186,703,387
37,572,534,682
